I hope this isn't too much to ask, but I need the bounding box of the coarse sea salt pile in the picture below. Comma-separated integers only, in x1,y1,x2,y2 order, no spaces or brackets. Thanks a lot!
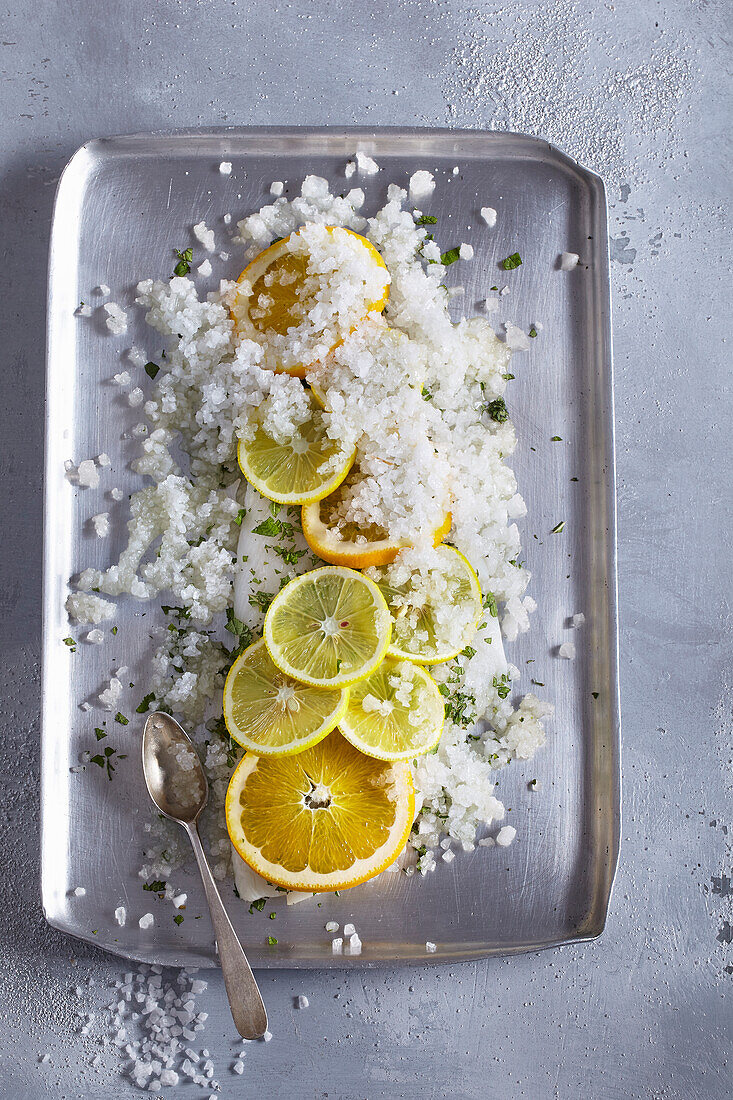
66,169,551,895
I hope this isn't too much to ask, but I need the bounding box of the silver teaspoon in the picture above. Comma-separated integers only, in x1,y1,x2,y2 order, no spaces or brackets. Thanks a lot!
141,711,267,1039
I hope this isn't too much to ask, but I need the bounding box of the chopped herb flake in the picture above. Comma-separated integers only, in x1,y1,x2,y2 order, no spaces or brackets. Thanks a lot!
144,362,160,379
267,935,278,946
415,213,438,225
173,247,193,276
529,326,538,338
173,914,184,925
551,521,566,533
441,246,461,265
248,897,267,914
136,693,155,714
500,252,522,270
114,712,129,725
252,517,281,537
485,397,508,423
143,880,166,893
233,508,246,526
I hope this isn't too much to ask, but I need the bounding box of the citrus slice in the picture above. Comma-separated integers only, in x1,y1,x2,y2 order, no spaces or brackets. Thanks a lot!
237,397,355,506
264,566,391,688
338,655,445,760
302,475,452,569
230,227,390,377
370,545,483,664
223,639,349,756
225,730,414,892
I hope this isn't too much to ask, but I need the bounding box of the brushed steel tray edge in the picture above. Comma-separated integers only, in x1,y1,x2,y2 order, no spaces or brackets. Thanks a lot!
40,127,621,968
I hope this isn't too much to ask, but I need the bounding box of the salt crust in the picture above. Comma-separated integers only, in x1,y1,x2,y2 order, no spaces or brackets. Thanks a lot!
67,172,551,886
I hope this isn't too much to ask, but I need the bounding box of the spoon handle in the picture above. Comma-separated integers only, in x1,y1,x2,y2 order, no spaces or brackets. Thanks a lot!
185,822,268,1039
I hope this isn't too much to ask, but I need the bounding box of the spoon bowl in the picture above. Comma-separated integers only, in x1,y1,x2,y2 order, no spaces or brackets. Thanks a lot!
142,711,208,823
141,712,268,1039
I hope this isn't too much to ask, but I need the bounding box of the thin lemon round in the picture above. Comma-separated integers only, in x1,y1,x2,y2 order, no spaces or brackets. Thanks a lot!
302,472,453,569
225,730,414,892
230,228,389,378
223,639,349,757
338,655,445,760
237,399,355,506
373,544,482,664
264,566,391,689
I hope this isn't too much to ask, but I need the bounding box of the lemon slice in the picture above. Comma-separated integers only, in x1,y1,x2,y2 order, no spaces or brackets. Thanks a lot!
264,566,391,688
302,471,452,569
338,655,445,760
371,545,483,664
230,227,389,377
226,730,414,892
223,639,348,756
237,397,355,506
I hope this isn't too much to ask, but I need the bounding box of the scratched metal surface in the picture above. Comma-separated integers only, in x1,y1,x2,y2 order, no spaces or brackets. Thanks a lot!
0,0,730,1097
41,128,619,968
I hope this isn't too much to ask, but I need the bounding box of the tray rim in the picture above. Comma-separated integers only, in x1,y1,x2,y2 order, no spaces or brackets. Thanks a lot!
41,125,621,969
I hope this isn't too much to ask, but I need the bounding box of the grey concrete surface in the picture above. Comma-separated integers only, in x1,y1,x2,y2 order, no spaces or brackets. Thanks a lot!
0,0,731,1097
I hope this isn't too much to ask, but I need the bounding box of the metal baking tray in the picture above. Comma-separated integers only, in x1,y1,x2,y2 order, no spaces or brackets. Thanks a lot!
41,128,619,968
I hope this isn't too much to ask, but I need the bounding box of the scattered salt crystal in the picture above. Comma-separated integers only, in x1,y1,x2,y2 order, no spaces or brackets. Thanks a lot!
79,702,92,712
446,286,464,299
75,303,92,317
331,937,343,954
128,387,144,408
480,206,498,227
193,221,216,252
77,459,100,489
459,243,474,260
126,346,146,368
71,887,86,897
572,613,585,628
197,259,212,277
223,213,232,225
86,629,104,645
219,161,232,175
325,921,339,933
115,906,127,926
296,995,309,1009
110,487,123,501
355,151,380,175
496,825,517,847
342,922,355,936
483,297,500,313
66,592,115,625
96,452,111,467
104,302,128,335
233,1061,244,1074
504,323,532,351
270,181,284,197
39,1053,51,1064
345,933,362,956
558,641,576,659
409,170,435,199
113,371,131,386
529,779,541,792
500,285,510,296
96,283,111,296
138,913,154,930
160,1069,179,1086
172,894,187,909
91,513,110,538
478,837,495,847
560,251,580,271
425,941,437,953
344,161,356,179
262,1030,273,1043
441,850,455,864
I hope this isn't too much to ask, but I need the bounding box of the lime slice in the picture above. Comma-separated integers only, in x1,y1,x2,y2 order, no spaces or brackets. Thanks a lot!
338,655,445,760
225,730,414,892
223,639,348,756
370,545,482,664
237,399,355,506
264,566,391,688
